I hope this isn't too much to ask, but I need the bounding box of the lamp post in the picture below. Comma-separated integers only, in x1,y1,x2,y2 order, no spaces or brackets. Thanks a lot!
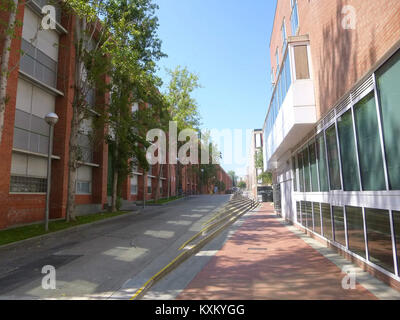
44,112,58,232
200,168,204,194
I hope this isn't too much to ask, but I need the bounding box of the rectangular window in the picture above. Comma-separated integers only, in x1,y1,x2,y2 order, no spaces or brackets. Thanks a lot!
316,134,329,191
292,156,297,192
325,124,341,190
296,201,301,224
345,206,366,258
393,211,400,274
276,48,279,75
337,110,360,191
333,206,346,246
365,208,395,273
281,20,287,49
303,148,311,192
376,50,400,190
313,202,321,234
309,142,319,191
130,175,138,195
76,166,92,194
10,175,47,193
293,45,310,80
298,152,304,192
301,201,307,227
354,92,386,190
147,177,152,194
290,0,299,35
305,201,313,229
321,203,333,240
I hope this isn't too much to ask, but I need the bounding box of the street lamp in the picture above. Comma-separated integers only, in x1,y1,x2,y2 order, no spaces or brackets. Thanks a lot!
44,112,59,232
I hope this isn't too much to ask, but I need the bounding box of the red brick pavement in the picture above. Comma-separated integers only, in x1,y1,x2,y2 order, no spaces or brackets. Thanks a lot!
177,203,377,300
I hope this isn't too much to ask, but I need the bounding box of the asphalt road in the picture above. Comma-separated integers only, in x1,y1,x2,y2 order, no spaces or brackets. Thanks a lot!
0,195,231,299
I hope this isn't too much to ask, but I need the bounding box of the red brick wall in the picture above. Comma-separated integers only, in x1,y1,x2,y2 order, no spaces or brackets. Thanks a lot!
270,0,400,119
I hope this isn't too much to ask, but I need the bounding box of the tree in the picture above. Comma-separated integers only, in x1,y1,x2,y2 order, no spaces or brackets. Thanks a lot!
258,171,272,185
238,181,246,189
254,149,272,185
227,170,238,187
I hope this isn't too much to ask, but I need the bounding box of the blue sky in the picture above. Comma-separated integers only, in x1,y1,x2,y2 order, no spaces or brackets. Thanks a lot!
155,0,277,176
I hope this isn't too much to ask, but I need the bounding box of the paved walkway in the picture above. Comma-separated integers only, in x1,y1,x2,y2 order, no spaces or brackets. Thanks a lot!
176,203,386,300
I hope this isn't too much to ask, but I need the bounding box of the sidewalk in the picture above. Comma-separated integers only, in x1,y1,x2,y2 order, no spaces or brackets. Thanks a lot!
176,203,398,300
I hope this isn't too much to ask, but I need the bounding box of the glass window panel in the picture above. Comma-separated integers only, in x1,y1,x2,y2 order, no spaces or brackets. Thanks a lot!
316,134,329,191
296,201,301,223
393,211,400,274
305,201,313,229
14,109,30,129
309,142,319,191
376,50,400,190
301,201,306,227
313,202,321,234
365,208,394,273
292,156,297,192
354,92,386,191
321,203,333,240
337,110,360,191
13,127,29,150
303,148,311,192
29,133,40,153
294,45,310,79
326,125,341,190
298,152,304,192
345,206,366,258
30,114,49,136
333,206,346,246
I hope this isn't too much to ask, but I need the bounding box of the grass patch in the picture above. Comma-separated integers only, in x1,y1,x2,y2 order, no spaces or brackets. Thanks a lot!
145,195,184,205
0,211,129,247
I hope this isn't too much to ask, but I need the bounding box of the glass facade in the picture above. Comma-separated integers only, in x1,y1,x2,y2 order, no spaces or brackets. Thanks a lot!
345,206,366,258
393,211,400,274
303,148,311,192
332,206,346,246
301,201,306,227
296,201,301,223
313,202,321,234
325,125,341,190
298,152,304,192
316,134,329,191
321,203,333,240
365,208,394,273
305,201,313,230
309,142,319,191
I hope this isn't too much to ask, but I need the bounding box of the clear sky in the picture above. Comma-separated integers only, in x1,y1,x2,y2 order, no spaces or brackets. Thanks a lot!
155,0,277,177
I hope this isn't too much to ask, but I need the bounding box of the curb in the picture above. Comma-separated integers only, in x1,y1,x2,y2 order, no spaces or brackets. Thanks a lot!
0,209,142,252
131,201,260,300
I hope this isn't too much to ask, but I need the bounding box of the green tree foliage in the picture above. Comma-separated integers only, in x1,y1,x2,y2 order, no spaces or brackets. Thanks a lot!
238,181,246,189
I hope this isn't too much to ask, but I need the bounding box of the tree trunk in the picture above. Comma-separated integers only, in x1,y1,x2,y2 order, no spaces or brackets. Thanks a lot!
111,139,118,212
0,0,19,145
154,164,163,203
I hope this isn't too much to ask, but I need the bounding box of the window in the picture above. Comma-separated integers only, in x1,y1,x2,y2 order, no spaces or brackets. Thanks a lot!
393,211,400,274
337,110,360,191
376,50,400,190
313,202,321,234
290,0,299,35
325,124,341,190
365,208,395,273
305,201,313,229
345,206,366,258
292,156,297,192
147,177,152,194
298,152,304,192
293,45,310,79
130,175,138,195
301,201,306,227
354,92,386,191
281,19,287,49
10,175,47,193
332,206,346,246
309,142,318,191
303,148,311,192
276,48,280,75
316,134,329,191
76,166,92,194
321,203,333,240
296,201,301,223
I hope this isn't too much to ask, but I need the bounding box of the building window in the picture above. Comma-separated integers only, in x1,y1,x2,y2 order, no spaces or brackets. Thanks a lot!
337,110,360,191
298,152,304,192
325,124,341,190
303,147,311,192
296,201,301,223
393,211,400,274
365,208,395,273
313,202,321,234
147,177,152,194
354,92,386,191
10,175,47,193
290,0,299,35
345,206,366,258
293,45,310,79
301,201,306,227
305,201,312,229
281,19,287,49
333,206,346,246
276,48,279,75
131,175,138,195
316,134,329,191
321,203,333,240
292,156,297,192
76,166,92,194
309,142,318,191
376,50,400,190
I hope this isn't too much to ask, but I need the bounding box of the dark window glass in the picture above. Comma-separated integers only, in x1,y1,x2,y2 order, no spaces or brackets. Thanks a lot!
313,202,321,234
309,142,319,191
346,206,366,258
354,92,386,191
337,110,360,191
296,201,301,223
326,125,341,190
393,211,400,274
292,156,297,192
376,51,400,190
321,203,333,240
303,148,311,192
305,201,313,229
365,208,394,273
316,134,329,191
333,206,346,246
298,152,304,192
301,201,306,227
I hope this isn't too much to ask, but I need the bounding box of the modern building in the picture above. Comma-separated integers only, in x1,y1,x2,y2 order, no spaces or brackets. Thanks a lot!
247,129,264,200
0,1,228,230
263,0,400,288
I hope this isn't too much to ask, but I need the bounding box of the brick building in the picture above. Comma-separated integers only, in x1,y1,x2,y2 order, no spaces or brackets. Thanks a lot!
264,0,400,287
0,1,231,231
